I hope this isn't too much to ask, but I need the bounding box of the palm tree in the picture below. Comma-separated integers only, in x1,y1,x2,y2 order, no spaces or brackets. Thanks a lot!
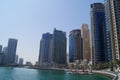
108,61,114,71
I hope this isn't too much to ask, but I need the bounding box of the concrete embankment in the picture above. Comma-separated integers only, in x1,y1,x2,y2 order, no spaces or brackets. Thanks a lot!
93,71,118,80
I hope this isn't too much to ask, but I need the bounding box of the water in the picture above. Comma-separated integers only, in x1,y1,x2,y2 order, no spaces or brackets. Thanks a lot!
0,67,111,80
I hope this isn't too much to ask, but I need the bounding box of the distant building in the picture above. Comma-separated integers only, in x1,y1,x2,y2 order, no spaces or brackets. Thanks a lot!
0,52,4,65
69,29,83,62
0,45,2,52
81,24,91,62
67,54,69,65
15,55,18,64
19,58,23,65
52,29,67,65
2,47,7,54
35,61,39,66
38,33,53,66
6,39,18,65
26,61,32,66
90,3,106,64
0,45,3,64
2,47,8,64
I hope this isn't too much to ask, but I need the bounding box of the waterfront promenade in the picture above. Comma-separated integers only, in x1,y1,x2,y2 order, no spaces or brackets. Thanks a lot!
93,70,117,80
118,73,120,80
32,66,119,80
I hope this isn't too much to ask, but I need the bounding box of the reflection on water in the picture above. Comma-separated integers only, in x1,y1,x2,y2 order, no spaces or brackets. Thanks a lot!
0,67,111,80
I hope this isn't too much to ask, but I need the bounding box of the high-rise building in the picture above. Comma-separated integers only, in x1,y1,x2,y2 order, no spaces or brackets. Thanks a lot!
38,33,53,66
19,58,23,65
104,0,120,61
81,24,91,62
69,29,83,62
52,29,67,65
6,39,18,65
90,3,106,64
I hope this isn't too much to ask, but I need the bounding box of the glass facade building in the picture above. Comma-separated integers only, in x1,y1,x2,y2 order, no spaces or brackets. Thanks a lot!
39,33,53,66
104,0,120,61
90,3,106,64
52,29,67,65
69,34,75,62
69,29,83,62
104,0,113,62
6,39,18,64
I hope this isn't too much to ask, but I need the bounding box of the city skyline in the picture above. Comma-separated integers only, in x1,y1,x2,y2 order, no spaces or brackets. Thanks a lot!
0,0,104,64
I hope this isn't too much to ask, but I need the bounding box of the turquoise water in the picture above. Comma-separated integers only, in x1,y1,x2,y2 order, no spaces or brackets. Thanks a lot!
0,67,111,80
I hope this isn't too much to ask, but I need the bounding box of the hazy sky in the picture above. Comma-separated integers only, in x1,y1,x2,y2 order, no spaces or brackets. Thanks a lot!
0,0,104,64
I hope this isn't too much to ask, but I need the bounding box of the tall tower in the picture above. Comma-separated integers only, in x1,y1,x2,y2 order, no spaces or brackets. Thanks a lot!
52,29,67,65
69,29,83,62
38,33,53,66
90,3,106,64
6,39,18,65
104,0,120,61
81,24,91,62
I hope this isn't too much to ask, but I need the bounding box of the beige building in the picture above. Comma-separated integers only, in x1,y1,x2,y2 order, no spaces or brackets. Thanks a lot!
81,24,91,62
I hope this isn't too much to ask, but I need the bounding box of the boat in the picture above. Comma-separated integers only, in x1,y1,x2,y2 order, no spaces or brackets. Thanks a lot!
65,69,93,75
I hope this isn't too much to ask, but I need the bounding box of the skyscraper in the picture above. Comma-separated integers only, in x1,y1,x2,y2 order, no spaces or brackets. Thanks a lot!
90,3,106,64
52,29,67,65
38,33,53,66
104,0,120,61
81,24,91,62
69,29,83,62
6,39,18,65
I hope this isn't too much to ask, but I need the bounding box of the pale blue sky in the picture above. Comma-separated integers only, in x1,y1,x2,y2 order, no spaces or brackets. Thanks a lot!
0,0,104,64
